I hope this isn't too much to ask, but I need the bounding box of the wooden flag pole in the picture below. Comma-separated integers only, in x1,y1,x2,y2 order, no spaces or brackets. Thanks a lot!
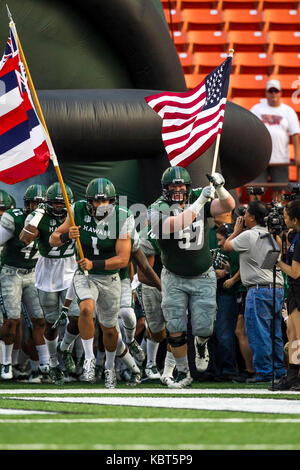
8,15,85,261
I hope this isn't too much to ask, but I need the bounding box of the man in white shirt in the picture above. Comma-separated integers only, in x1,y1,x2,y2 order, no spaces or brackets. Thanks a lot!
251,79,300,200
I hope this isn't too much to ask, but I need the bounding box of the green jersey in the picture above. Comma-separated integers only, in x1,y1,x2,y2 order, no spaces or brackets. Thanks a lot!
0,208,38,269
149,189,212,277
73,200,134,275
26,211,76,259
139,225,162,277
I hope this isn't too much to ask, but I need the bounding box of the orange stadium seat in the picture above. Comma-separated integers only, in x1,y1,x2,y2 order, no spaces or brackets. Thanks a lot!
173,31,189,52
229,74,268,97
194,51,231,73
273,52,300,74
230,96,265,109
178,52,195,73
223,9,265,30
219,0,261,8
268,31,300,53
263,9,300,30
187,30,229,53
184,73,206,88
161,0,177,8
177,0,219,8
234,52,274,74
270,74,300,96
281,97,300,118
163,9,184,30
182,9,225,31
261,0,300,9
228,30,269,52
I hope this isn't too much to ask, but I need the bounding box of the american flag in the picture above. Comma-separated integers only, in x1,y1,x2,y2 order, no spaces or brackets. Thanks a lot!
145,56,232,168
0,24,50,184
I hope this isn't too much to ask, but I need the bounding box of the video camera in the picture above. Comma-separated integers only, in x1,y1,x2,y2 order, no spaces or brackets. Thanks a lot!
246,186,265,197
281,183,300,202
264,201,285,235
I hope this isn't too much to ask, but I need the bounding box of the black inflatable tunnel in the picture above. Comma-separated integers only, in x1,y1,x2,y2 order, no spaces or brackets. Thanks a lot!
0,0,271,206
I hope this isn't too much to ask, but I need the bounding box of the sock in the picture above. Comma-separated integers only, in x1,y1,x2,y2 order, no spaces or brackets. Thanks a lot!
0,340,4,364
120,307,136,344
105,350,116,371
45,337,59,367
30,360,39,372
196,336,209,345
162,351,176,376
96,350,105,366
75,337,84,361
141,337,147,354
3,344,13,365
121,351,140,374
60,331,78,352
175,355,189,373
81,338,95,360
146,339,159,367
12,349,20,366
35,344,50,365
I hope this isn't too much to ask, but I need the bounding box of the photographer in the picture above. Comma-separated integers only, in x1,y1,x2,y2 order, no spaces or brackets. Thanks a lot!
223,201,286,383
274,200,300,390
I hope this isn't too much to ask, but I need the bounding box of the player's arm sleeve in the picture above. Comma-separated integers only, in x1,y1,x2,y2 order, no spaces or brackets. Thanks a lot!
0,225,13,245
0,212,15,242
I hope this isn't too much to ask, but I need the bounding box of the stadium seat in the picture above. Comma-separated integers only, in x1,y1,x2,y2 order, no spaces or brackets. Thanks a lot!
261,0,300,9
263,9,300,30
229,74,268,97
193,51,232,73
185,73,206,88
268,31,300,53
163,9,184,30
177,0,219,8
178,52,195,73
219,0,261,8
182,9,225,31
223,9,265,30
173,30,189,52
273,52,300,74
161,0,177,8
228,30,269,52
187,30,229,53
281,96,300,118
234,52,274,74
270,74,300,96
230,96,265,109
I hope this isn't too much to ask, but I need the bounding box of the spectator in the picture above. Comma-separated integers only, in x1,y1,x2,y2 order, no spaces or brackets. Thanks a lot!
250,79,300,201
223,201,286,383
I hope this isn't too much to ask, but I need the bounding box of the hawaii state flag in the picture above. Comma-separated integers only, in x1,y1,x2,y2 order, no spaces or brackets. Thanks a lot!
145,55,232,168
0,24,50,184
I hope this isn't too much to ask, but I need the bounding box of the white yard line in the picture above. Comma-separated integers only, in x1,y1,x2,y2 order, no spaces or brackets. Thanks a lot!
0,388,299,395
0,417,300,423
7,395,300,414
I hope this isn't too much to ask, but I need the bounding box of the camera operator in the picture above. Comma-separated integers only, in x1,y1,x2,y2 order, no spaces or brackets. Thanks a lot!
223,201,286,383
274,200,300,390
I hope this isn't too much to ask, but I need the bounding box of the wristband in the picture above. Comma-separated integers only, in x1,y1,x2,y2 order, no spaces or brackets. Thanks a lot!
60,232,70,244
189,198,206,216
29,211,44,228
92,259,106,271
215,186,230,200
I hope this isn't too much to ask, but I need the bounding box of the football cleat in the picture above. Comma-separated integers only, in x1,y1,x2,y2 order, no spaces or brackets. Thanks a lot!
104,369,117,389
28,370,43,384
49,365,64,386
194,337,209,373
127,371,142,386
1,364,13,380
13,365,29,381
57,342,76,375
160,374,175,386
145,364,161,380
128,339,145,365
38,363,50,374
168,371,193,389
79,358,96,383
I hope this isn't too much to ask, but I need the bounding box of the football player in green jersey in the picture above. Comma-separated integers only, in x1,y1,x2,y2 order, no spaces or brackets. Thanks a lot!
20,182,79,385
0,184,48,381
138,223,177,385
149,166,235,388
50,178,137,387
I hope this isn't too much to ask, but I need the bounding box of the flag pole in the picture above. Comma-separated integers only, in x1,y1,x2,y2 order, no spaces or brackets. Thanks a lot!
210,48,234,182
7,8,85,261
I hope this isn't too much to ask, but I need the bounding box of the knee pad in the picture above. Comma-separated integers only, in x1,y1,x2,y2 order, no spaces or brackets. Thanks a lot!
120,307,136,330
168,332,187,348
